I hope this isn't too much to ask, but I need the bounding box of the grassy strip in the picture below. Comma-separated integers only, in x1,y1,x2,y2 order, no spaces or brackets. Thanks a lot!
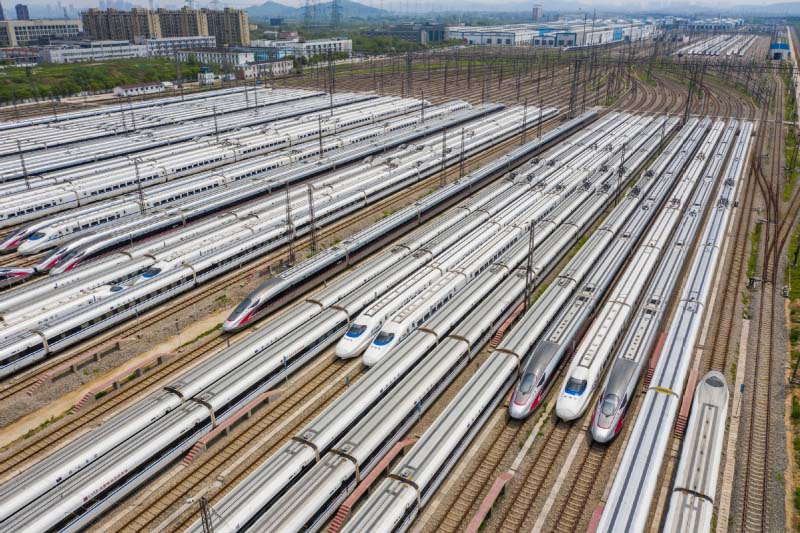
787,131,799,202
788,215,800,529
747,222,762,280
22,411,68,439
179,322,223,349
0,58,203,104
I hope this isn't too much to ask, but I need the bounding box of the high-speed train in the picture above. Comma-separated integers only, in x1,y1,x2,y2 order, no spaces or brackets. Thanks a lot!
0,107,539,376
0,93,413,228
330,113,684,533
554,118,709,422
597,122,752,533
0,89,342,185
590,120,734,443
222,106,558,332
0,109,590,533
11,100,473,261
508,116,691,419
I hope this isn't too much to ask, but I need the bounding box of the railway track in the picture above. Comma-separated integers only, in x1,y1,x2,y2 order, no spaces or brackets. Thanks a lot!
703,130,759,375
551,443,607,532
0,114,569,499
739,73,783,533
490,420,577,531
111,356,363,533
423,414,526,532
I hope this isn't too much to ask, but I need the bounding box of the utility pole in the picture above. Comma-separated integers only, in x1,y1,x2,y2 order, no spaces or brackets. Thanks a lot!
330,0,342,28
328,52,335,116
440,127,448,188
524,221,536,310
119,97,127,132
16,140,29,190
213,105,219,143
521,97,528,145
199,497,215,533
616,142,626,206
459,128,466,179
128,95,136,130
406,51,413,96
538,97,543,140
285,184,295,265
134,157,146,214
174,52,184,101
307,184,318,255
318,115,324,158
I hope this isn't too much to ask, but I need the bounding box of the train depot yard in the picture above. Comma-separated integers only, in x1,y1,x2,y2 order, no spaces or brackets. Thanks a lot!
0,20,796,533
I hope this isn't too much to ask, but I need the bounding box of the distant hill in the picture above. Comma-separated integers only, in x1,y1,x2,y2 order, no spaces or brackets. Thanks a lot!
246,0,298,18
731,1,800,14
247,0,389,20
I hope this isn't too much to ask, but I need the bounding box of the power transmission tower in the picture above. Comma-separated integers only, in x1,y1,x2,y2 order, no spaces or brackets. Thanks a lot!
330,0,342,28
303,0,313,28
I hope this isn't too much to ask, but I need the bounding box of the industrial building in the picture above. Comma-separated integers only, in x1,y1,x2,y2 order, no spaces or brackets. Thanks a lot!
38,39,147,63
249,38,352,59
135,35,216,57
81,7,249,47
445,20,657,48
0,18,82,46
367,22,447,45
176,48,254,66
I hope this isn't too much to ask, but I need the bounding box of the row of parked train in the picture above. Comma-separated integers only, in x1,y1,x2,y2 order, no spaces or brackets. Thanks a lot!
0,98,470,259
0,92,377,224
0,85,300,159
676,33,758,57
0,102,579,533
0,89,748,532
0,103,554,380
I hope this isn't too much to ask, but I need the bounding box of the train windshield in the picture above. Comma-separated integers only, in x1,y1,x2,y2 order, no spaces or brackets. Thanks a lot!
345,324,368,338
232,298,253,315
28,232,46,241
565,378,587,396
373,332,395,346
519,373,536,394
142,267,161,279
601,394,620,416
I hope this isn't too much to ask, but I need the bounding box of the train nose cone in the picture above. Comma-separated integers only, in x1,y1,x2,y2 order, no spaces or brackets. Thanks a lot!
17,240,42,255
590,421,616,443
555,394,584,421
508,400,531,420
222,309,253,332
335,337,366,359
362,344,389,367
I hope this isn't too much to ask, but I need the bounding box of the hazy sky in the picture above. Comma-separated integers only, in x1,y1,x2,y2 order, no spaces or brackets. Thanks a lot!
6,0,750,11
